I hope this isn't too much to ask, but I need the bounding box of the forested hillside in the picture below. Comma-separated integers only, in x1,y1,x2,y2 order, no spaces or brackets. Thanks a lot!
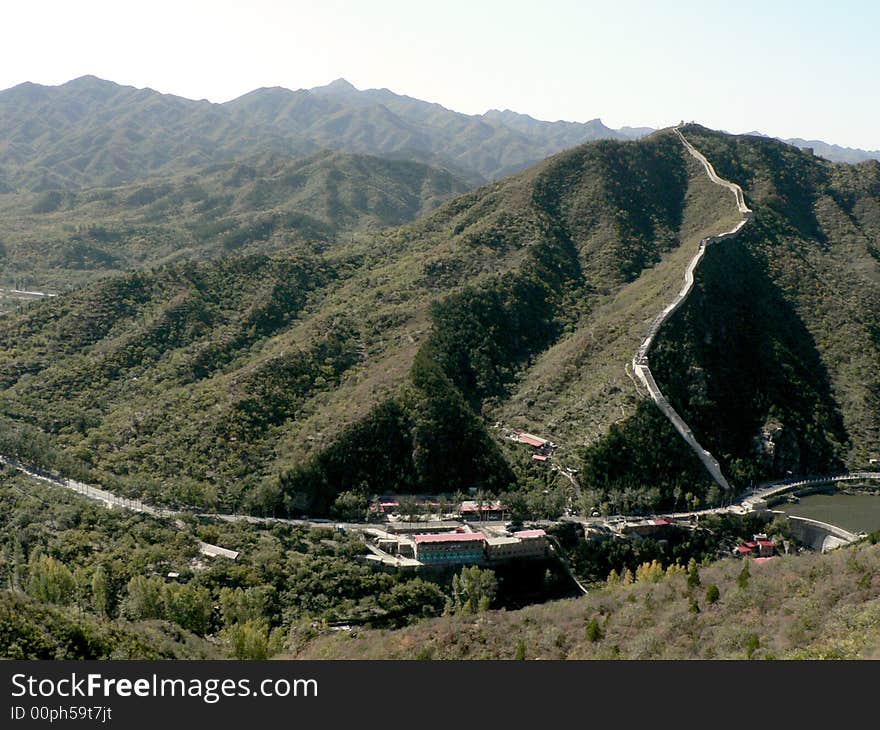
0,125,877,518
0,149,470,290
0,130,742,516
0,470,473,658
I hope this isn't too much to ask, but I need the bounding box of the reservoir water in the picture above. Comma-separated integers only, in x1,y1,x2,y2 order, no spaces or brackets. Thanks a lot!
773,492,880,534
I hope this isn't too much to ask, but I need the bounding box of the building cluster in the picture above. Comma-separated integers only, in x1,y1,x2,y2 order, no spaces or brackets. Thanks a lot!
460,500,508,521
733,533,777,560
615,517,673,538
370,495,509,522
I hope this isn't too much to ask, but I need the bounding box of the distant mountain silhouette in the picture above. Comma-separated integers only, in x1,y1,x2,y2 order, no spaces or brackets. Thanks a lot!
0,76,648,191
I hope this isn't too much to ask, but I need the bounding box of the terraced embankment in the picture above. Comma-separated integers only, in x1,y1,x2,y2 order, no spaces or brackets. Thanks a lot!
631,127,754,492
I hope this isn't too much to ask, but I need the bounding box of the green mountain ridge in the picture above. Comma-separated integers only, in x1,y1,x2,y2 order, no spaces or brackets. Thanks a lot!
0,126,877,520
0,148,472,292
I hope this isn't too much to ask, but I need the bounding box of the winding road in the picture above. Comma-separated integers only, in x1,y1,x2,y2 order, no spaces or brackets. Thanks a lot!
631,127,754,492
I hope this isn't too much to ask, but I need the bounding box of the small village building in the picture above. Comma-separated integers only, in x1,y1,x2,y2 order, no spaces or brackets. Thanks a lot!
754,534,776,557
514,431,550,448
387,521,461,535
485,536,522,561
618,518,674,538
197,541,240,561
481,528,549,561
460,500,508,521
511,528,548,558
733,535,776,558
509,430,558,456
413,531,486,564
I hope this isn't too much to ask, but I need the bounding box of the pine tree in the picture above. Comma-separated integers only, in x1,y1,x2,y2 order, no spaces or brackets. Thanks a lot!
91,565,111,618
738,561,750,590
687,558,701,588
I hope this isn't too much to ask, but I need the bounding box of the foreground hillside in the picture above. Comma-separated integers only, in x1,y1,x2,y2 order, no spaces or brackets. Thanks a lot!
0,471,479,659
0,591,220,659
292,538,880,660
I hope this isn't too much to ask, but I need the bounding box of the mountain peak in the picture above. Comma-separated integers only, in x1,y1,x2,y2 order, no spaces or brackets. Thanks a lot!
313,78,358,95
64,75,115,88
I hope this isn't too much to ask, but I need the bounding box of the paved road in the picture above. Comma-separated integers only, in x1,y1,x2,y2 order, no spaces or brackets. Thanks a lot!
0,455,175,517
0,288,56,300
630,127,754,493
5,448,880,555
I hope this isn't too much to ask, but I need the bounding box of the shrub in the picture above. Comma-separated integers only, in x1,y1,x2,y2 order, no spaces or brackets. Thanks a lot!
706,584,720,604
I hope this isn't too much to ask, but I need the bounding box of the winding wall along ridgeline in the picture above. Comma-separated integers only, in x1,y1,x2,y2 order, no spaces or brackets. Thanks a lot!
631,126,754,493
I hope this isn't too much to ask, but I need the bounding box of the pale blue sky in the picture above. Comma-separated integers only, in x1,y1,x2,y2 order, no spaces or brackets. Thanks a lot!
4,0,879,149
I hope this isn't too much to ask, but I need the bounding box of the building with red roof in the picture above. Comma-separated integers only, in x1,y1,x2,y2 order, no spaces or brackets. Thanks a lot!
733,534,777,558
413,531,486,564
460,500,508,521
486,529,547,561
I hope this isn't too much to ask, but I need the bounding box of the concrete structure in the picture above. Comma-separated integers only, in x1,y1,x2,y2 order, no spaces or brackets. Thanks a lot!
197,541,240,560
617,518,674,538
780,514,858,553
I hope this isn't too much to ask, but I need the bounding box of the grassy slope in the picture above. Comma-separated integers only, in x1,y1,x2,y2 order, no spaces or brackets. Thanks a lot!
291,540,880,660
493,150,742,455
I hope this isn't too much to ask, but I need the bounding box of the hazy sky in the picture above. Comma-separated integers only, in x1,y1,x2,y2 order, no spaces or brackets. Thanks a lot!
4,0,879,149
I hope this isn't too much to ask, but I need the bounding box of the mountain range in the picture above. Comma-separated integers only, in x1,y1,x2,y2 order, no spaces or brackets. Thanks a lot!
0,75,645,193
2,75,875,202
743,131,880,165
